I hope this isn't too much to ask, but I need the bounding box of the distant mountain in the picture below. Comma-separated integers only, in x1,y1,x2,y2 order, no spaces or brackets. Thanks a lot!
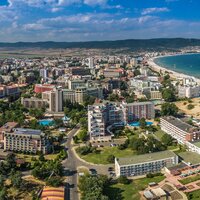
0,38,200,50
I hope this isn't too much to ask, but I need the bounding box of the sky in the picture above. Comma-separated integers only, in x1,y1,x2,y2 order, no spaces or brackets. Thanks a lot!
0,0,200,42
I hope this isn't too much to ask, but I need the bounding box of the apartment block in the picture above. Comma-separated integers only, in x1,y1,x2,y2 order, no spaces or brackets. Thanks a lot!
42,88,63,113
88,102,125,140
4,128,50,154
21,97,47,109
178,85,200,98
115,151,178,177
122,101,155,123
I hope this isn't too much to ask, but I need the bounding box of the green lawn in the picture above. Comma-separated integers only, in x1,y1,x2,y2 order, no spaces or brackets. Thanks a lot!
105,175,165,200
78,147,136,164
187,189,200,200
179,174,200,185
154,129,165,140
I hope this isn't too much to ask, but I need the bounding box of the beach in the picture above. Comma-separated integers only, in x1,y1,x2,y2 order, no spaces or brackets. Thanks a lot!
147,54,200,83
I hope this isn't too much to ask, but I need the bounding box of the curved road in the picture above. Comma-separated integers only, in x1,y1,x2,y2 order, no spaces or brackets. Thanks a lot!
62,126,114,200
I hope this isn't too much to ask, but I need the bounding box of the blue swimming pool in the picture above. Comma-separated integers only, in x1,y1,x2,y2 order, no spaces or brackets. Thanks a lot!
128,121,153,127
38,119,55,126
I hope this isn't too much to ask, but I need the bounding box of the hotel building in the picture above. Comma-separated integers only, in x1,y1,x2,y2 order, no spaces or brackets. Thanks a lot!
115,151,178,177
161,116,200,155
4,128,50,154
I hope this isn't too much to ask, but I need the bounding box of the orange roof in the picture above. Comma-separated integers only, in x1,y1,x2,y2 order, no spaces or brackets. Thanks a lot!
41,187,65,200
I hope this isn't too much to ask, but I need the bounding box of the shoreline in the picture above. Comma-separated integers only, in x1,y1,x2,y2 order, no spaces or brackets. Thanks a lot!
147,53,200,83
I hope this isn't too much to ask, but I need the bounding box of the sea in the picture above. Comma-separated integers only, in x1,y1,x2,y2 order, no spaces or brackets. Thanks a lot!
154,53,200,78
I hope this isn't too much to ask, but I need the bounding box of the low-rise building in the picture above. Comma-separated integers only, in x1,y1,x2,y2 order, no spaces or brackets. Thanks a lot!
4,128,50,154
178,85,200,98
115,151,178,177
21,97,47,109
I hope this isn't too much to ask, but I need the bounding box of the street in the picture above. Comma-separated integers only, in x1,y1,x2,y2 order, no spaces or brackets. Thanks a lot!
62,126,114,200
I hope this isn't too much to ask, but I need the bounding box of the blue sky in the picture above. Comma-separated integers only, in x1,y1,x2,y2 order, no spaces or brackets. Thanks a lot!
0,0,199,42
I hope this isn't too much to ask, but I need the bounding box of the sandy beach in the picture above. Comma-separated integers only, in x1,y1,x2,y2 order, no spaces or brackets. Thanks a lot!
147,54,200,83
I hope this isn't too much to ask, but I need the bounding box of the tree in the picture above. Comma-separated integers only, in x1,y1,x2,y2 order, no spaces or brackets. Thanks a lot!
117,176,130,184
107,93,120,102
77,129,88,142
139,118,146,129
46,176,63,187
162,88,176,102
161,134,174,146
0,187,7,200
106,155,115,163
161,102,178,116
10,171,23,188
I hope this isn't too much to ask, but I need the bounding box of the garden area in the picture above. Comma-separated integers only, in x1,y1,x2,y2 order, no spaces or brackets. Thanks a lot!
179,174,200,185
77,146,135,164
105,175,165,200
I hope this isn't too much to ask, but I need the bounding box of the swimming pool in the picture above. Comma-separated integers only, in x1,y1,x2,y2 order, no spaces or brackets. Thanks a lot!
38,119,55,126
128,121,153,127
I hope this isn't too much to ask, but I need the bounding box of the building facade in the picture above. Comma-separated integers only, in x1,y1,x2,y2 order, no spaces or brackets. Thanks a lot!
122,101,155,123
115,151,178,177
4,128,50,154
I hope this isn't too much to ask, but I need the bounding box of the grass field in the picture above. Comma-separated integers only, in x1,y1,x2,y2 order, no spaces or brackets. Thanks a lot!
179,174,200,185
154,129,165,140
187,189,200,200
78,147,136,164
105,175,165,200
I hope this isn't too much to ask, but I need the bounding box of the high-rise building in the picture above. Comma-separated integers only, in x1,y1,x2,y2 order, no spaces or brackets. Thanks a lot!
42,88,63,113
122,101,155,123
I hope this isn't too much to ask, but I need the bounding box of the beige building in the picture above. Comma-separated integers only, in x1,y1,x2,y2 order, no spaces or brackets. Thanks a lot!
42,88,63,113
21,97,47,109
4,128,50,154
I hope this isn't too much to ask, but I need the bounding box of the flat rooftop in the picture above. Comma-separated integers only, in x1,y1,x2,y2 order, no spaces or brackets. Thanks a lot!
116,150,176,166
178,151,200,165
162,116,198,133
14,128,42,136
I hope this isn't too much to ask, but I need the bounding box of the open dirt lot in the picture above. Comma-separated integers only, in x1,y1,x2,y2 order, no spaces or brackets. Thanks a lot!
175,98,200,118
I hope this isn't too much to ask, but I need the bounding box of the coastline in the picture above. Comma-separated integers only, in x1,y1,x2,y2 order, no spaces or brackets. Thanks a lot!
147,53,200,83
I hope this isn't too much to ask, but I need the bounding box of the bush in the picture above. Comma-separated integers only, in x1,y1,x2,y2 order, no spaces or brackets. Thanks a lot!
46,176,63,187
187,104,194,110
117,176,130,184
76,146,96,155
106,155,115,163
146,172,163,178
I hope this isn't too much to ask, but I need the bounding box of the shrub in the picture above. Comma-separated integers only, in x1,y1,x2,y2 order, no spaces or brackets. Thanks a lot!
117,176,130,184
187,104,194,110
106,154,115,163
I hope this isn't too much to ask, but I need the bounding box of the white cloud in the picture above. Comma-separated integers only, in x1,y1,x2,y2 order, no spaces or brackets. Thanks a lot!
83,0,107,6
142,7,170,15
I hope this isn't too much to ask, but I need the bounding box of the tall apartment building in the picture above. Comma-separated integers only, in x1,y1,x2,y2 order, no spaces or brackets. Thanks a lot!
88,101,155,140
115,151,178,177
88,103,107,139
40,68,49,81
42,88,63,113
88,102,124,139
122,102,155,123
4,128,50,154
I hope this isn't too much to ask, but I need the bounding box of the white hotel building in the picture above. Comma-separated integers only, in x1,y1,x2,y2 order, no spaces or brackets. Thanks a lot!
160,116,200,154
115,151,178,177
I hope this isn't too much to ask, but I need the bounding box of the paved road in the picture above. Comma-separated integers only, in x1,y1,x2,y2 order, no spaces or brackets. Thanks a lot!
62,126,114,200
